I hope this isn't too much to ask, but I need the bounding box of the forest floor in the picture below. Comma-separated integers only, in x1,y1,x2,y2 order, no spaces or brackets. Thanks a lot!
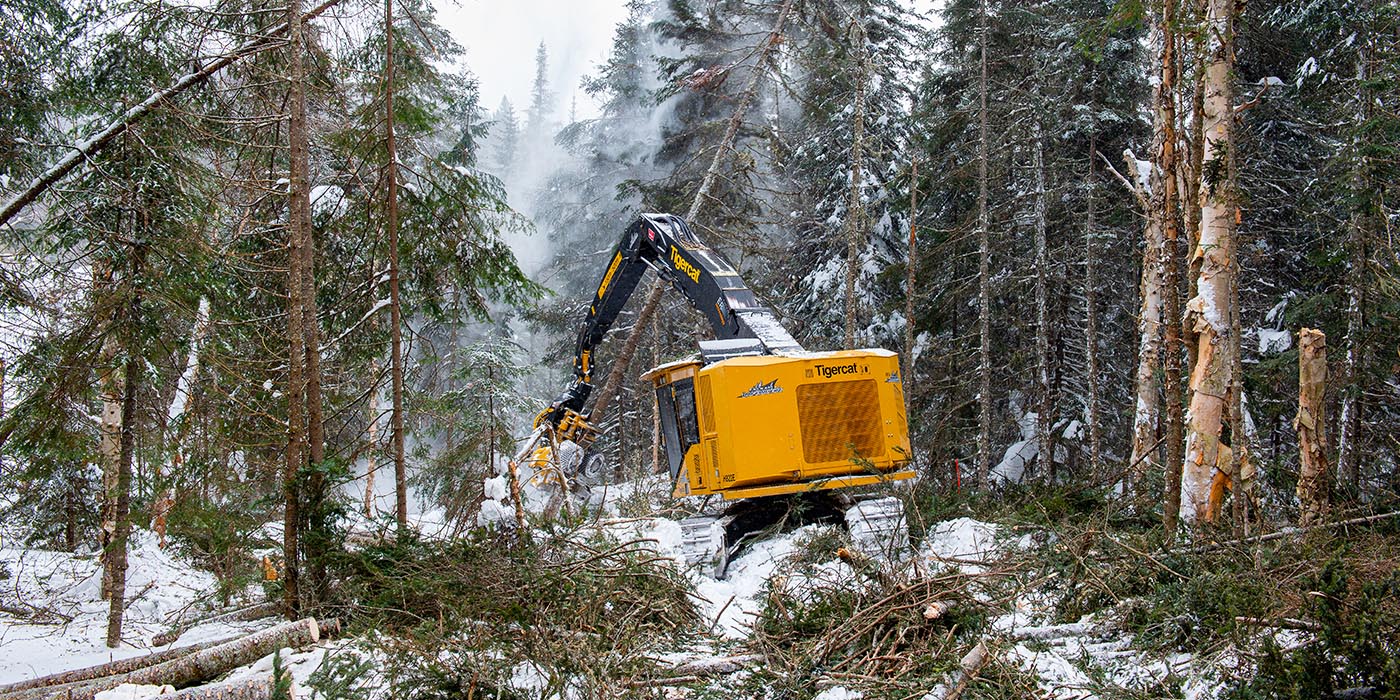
3,483,1396,699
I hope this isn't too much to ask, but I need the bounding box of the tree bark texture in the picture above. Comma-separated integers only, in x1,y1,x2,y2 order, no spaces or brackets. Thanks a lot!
843,25,869,351
974,0,993,489
1295,328,1329,526
106,238,145,649
150,675,277,700
0,639,235,694
1033,121,1054,480
384,0,408,536
1084,135,1103,477
34,619,321,700
1338,19,1371,495
282,0,312,616
1125,152,1163,490
1157,0,1187,544
904,159,919,380
1181,0,1239,525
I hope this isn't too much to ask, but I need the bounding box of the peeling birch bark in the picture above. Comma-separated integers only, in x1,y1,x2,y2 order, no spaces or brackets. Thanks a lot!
1181,0,1239,525
1295,328,1330,526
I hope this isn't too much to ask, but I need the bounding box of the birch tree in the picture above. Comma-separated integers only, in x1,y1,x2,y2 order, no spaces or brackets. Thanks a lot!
1180,0,1240,525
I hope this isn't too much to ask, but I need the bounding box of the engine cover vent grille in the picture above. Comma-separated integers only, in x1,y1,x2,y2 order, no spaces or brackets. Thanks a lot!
795,379,885,465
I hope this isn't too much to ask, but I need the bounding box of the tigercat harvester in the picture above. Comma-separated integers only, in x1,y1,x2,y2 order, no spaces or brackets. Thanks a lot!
529,213,914,571
641,350,912,500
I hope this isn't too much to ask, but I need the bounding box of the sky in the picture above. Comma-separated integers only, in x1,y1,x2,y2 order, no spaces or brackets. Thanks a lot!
434,0,632,121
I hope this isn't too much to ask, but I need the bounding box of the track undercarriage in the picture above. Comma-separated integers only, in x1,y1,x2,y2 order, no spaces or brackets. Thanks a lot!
679,492,910,578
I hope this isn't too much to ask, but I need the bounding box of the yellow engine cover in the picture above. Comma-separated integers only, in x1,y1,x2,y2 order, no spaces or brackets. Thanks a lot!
646,349,914,500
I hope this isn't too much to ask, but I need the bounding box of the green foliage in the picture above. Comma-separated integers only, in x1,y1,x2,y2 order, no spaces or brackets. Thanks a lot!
166,488,270,606
1226,553,1400,699
271,649,294,700
305,646,375,700
336,528,699,700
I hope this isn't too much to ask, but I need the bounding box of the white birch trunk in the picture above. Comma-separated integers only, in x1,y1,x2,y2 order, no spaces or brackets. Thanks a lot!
1181,0,1239,524
1126,152,1163,488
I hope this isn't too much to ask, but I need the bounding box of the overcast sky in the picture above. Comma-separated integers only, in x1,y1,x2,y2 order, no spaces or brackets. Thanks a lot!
435,0,631,121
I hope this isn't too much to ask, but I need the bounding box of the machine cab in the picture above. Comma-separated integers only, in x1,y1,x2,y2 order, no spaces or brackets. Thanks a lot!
642,359,707,490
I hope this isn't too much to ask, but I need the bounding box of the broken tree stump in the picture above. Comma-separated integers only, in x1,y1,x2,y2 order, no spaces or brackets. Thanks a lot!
1295,328,1330,526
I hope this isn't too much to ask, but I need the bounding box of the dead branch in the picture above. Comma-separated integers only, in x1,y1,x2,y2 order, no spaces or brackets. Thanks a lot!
0,0,346,231
152,601,281,646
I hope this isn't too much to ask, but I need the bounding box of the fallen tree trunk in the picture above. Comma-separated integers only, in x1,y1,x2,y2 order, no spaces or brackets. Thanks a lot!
153,602,281,646
0,636,235,694
33,618,324,700
151,675,276,700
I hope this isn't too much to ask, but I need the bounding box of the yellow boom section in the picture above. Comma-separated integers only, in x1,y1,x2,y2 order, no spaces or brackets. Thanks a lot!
644,349,914,500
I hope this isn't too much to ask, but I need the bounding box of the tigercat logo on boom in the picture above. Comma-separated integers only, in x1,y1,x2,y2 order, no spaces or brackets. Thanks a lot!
814,362,859,379
669,246,701,283
738,380,781,398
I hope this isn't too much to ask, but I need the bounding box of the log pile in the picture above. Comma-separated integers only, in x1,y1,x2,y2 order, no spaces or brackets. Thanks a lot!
0,618,334,700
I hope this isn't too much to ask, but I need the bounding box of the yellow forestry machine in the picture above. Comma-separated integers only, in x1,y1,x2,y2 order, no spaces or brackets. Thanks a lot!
517,213,915,573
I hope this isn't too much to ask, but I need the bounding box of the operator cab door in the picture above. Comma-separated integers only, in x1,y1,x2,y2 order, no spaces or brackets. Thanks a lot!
656,377,702,490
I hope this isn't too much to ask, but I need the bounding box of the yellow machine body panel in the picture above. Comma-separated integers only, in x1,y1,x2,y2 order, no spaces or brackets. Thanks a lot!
644,349,914,500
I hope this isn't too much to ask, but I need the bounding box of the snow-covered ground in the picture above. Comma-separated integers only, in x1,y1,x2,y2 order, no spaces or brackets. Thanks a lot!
2,509,1244,699
0,531,278,683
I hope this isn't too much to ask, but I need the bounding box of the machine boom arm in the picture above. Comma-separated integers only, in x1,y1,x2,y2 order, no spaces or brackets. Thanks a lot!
541,213,800,428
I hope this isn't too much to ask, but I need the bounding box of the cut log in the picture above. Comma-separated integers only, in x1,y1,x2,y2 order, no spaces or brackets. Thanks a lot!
1295,328,1330,526
33,618,320,700
0,637,235,694
934,640,992,700
153,603,281,646
150,675,276,700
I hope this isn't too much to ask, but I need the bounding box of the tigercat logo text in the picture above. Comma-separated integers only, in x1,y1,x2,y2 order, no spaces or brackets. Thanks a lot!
597,253,622,299
738,379,781,398
669,246,701,283
814,362,859,379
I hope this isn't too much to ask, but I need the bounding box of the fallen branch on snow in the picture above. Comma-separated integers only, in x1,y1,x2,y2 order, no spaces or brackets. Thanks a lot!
153,601,281,646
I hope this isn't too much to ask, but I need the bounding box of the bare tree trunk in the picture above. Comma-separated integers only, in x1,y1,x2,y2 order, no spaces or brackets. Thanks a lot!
282,0,312,616
1296,328,1329,526
974,0,993,489
904,159,919,380
587,0,794,424
1125,151,1163,491
843,25,869,351
1228,230,1250,536
385,0,408,535
1158,0,1187,545
1033,121,1054,481
1084,134,1103,478
98,319,122,600
105,230,146,648
1338,23,1370,497
300,138,326,603
365,357,379,518
1181,0,1239,525
38,619,323,700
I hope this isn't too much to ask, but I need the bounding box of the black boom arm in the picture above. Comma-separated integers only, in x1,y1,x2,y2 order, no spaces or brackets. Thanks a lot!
539,213,799,429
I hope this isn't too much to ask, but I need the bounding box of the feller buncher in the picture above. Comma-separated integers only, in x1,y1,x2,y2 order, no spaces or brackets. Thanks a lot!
515,213,915,574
